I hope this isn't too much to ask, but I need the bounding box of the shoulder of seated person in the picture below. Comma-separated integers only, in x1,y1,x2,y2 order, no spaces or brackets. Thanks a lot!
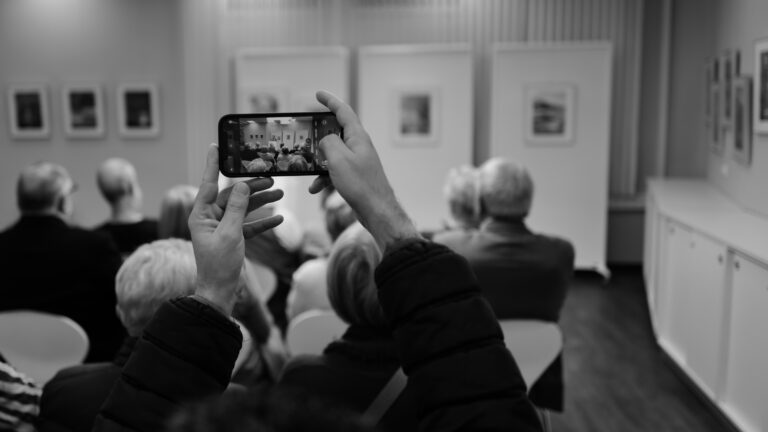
46,362,115,386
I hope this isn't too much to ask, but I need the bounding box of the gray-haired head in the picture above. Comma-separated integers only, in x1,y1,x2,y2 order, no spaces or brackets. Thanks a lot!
16,162,75,215
326,223,387,330
116,239,197,336
443,165,481,229
96,158,141,207
479,158,534,220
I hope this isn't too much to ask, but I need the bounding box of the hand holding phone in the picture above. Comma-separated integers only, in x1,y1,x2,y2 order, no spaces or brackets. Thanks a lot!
218,112,342,177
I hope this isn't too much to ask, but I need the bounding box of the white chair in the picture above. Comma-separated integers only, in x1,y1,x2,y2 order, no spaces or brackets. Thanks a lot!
0,310,89,384
286,310,347,356
498,319,563,432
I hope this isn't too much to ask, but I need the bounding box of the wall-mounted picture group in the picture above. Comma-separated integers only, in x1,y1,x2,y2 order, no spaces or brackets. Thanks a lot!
5,83,160,140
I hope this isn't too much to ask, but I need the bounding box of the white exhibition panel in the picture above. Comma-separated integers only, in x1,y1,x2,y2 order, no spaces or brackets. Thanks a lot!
358,44,473,231
234,47,350,231
490,42,612,274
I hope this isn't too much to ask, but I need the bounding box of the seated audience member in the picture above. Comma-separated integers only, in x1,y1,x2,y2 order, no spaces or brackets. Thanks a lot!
300,140,315,166
245,157,268,173
433,158,575,411
38,239,198,432
92,91,541,432
276,147,291,171
0,355,40,431
0,162,125,362
286,190,356,320
158,185,198,240
257,144,276,166
288,155,309,172
442,165,483,231
279,223,418,429
94,158,158,256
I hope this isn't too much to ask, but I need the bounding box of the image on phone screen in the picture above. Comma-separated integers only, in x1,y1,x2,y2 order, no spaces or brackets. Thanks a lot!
218,112,342,177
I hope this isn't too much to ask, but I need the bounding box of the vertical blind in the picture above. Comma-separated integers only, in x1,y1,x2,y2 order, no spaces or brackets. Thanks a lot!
223,0,643,196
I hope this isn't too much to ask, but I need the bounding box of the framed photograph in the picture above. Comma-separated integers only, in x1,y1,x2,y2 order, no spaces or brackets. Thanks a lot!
710,83,723,154
720,50,740,130
524,83,576,145
62,84,104,138
117,84,159,138
238,87,289,114
732,75,753,166
391,88,440,146
754,39,768,133
7,84,50,139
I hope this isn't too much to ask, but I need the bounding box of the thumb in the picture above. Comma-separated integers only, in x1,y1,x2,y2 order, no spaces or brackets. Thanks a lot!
219,181,250,235
319,133,352,163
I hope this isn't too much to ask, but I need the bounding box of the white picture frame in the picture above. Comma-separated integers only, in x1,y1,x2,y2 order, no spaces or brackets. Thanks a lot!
391,87,440,147
732,75,753,166
524,83,576,145
754,39,768,134
7,84,50,139
62,84,105,139
117,83,160,138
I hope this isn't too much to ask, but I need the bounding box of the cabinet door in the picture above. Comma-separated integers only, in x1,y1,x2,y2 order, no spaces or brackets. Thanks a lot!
657,220,694,364
721,255,768,432
683,233,727,399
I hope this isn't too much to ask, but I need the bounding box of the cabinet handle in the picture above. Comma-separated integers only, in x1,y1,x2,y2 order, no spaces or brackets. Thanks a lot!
734,260,740,270
718,255,723,264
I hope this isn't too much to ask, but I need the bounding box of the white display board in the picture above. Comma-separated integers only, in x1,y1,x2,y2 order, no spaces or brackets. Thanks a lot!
358,44,473,231
490,42,612,275
234,47,350,231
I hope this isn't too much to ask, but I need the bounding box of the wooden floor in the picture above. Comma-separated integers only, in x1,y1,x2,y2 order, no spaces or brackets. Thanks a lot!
549,268,729,432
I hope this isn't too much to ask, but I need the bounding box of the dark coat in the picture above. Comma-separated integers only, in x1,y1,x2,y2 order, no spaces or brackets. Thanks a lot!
37,338,137,432
94,220,158,257
433,218,575,411
279,326,420,431
0,215,126,362
92,240,542,432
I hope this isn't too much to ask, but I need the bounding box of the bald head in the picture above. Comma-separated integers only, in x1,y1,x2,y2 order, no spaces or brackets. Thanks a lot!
479,158,534,220
17,162,74,214
97,158,139,205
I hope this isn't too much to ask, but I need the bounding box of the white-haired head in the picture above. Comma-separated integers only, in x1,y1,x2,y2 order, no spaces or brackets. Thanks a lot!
443,165,481,229
116,239,197,336
96,158,141,206
479,158,534,220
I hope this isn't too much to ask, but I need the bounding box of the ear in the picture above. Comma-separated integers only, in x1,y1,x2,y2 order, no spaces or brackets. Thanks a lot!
115,305,125,326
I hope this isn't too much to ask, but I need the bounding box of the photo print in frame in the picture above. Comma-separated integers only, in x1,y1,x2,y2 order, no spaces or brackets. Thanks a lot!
754,38,768,133
7,84,50,139
117,83,160,138
524,83,576,145
732,75,753,166
62,84,105,138
392,87,440,147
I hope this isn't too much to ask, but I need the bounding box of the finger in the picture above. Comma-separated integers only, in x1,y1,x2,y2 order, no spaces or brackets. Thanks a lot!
218,182,250,235
244,188,284,214
216,177,275,209
316,90,367,140
319,133,352,163
308,176,332,194
196,144,220,206
243,214,284,239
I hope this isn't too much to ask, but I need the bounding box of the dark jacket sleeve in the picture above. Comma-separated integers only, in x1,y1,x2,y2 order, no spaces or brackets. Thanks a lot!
375,240,543,432
92,297,242,432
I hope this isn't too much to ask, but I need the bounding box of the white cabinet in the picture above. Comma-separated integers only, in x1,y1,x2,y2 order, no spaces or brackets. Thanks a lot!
655,220,728,399
657,220,693,364
721,255,768,432
683,234,727,399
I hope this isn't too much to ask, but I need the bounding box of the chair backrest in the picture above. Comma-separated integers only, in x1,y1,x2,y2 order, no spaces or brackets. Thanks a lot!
286,309,348,356
0,310,90,384
498,319,563,389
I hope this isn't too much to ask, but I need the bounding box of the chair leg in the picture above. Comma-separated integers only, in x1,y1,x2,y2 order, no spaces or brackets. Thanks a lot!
537,408,552,432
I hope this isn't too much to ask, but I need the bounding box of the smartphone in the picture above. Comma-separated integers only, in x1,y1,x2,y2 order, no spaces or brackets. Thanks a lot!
218,112,342,177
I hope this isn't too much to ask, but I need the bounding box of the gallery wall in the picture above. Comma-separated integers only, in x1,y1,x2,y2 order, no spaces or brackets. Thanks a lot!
706,0,768,218
0,0,188,228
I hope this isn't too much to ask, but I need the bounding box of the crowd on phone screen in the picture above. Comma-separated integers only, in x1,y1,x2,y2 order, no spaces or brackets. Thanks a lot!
0,93,574,432
241,140,319,174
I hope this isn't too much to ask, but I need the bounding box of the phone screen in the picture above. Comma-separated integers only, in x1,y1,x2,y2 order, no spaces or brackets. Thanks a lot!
218,112,342,177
